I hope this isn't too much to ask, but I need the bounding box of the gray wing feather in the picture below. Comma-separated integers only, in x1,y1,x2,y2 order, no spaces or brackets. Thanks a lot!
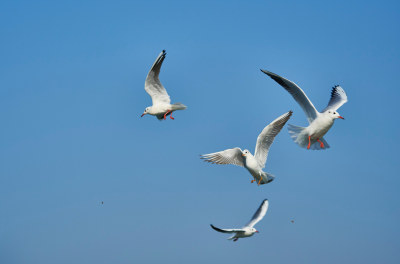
210,225,243,233
322,85,348,112
245,199,269,228
261,69,319,123
254,111,292,168
144,50,171,105
200,148,244,167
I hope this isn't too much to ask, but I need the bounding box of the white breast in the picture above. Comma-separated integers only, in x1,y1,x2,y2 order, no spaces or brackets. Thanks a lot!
308,115,334,138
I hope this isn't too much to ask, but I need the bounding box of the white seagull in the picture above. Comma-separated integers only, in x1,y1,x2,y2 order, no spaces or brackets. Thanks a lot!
261,70,348,150
210,199,269,242
201,111,292,185
141,50,187,120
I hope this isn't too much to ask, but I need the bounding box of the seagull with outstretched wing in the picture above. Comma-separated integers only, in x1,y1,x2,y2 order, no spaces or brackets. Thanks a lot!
141,50,187,120
210,199,269,242
201,111,292,185
261,70,348,150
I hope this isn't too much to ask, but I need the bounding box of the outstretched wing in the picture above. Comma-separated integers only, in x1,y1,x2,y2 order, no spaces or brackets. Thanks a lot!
322,85,348,112
261,69,319,123
210,224,244,233
254,111,292,168
144,50,171,105
245,199,269,228
200,148,244,167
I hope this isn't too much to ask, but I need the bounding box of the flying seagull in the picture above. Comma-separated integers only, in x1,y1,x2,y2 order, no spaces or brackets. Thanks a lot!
210,199,269,242
201,111,292,185
261,70,348,150
141,50,187,120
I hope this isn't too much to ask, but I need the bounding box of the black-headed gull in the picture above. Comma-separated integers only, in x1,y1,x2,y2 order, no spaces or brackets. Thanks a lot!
141,50,187,120
261,70,348,150
210,199,269,242
201,111,292,185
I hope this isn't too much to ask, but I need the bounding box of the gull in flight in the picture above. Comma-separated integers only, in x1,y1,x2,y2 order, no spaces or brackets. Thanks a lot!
201,111,292,185
210,199,269,242
261,70,348,150
141,50,187,120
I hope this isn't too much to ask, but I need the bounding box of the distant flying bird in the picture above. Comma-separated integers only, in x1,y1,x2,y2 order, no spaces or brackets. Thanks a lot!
261,70,347,150
141,50,187,120
290,220,294,223
210,199,269,242
201,111,292,185
101,201,104,205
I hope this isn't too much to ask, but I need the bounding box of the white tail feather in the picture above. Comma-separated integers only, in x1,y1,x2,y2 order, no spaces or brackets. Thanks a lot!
259,172,275,185
287,124,330,150
171,103,187,111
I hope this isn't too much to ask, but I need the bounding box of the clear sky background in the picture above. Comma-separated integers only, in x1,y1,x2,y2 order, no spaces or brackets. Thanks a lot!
1,0,399,263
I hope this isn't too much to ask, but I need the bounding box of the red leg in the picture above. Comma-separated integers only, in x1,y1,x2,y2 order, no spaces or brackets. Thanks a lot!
307,136,311,149
169,111,174,120
163,110,171,120
251,179,255,183
257,177,262,185
317,138,324,148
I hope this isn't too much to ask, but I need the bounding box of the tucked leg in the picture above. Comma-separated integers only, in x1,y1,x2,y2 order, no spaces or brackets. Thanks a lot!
307,136,311,149
257,177,262,185
163,110,172,120
169,111,174,120
317,138,325,148
233,238,238,242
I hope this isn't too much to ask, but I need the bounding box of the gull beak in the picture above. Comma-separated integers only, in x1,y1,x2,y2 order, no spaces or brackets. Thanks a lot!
141,113,146,117
242,154,246,156
338,116,344,120
255,230,259,233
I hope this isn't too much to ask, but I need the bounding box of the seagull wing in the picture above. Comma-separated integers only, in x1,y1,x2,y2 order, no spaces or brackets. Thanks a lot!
322,85,348,112
245,199,269,228
254,111,292,168
210,225,244,233
200,148,244,167
261,69,319,123
144,50,171,105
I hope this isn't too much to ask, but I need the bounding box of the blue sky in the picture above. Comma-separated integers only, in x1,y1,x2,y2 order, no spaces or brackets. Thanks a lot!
1,0,399,263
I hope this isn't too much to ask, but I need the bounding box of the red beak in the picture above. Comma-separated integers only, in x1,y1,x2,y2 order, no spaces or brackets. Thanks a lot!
255,230,259,233
338,116,344,120
141,113,145,117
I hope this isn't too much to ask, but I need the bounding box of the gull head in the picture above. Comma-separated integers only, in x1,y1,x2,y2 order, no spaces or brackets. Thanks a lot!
141,107,150,117
242,149,250,157
327,110,344,120
251,228,259,234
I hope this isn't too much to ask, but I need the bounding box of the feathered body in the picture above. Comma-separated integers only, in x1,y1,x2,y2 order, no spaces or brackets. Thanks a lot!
141,50,187,120
261,69,348,150
201,111,292,185
210,199,269,242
